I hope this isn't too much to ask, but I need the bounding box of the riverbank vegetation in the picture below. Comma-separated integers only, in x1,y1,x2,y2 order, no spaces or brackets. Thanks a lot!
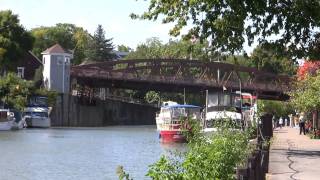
148,126,252,179
118,119,255,180
0,73,56,110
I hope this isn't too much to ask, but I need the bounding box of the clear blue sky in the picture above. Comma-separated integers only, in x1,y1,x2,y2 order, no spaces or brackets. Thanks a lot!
0,0,255,52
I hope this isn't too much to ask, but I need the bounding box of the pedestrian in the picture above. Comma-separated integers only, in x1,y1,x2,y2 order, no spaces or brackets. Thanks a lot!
284,118,287,127
299,114,306,135
279,117,283,129
305,120,312,133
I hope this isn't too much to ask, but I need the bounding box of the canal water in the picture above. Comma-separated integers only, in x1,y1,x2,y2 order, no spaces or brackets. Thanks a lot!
0,126,185,180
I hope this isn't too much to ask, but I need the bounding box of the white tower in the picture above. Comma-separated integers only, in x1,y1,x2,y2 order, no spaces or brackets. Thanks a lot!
42,44,73,93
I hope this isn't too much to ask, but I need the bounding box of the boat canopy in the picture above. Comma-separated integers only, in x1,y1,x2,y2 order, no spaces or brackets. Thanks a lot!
162,104,201,109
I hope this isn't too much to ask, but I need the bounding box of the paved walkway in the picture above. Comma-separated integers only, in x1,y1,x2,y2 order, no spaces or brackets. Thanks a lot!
268,127,320,180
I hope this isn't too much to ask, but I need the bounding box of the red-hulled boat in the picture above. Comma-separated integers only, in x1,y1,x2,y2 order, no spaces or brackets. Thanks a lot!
156,101,202,143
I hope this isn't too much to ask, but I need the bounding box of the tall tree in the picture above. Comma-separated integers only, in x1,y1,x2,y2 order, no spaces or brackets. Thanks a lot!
85,25,116,61
31,23,91,65
0,10,34,71
249,43,297,75
131,0,320,59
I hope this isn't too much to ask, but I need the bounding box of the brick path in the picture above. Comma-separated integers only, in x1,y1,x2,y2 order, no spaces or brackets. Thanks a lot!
268,127,320,180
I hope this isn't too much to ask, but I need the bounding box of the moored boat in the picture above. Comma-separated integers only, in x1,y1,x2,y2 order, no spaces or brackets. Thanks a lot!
0,109,26,130
156,101,202,143
203,91,257,133
0,109,15,130
23,96,50,128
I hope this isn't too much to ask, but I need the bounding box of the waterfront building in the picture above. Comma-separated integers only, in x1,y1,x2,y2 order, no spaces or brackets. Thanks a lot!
42,44,73,93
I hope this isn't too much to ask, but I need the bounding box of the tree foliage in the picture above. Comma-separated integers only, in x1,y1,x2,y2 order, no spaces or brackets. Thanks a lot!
0,10,34,71
147,123,251,179
85,24,116,61
258,100,294,118
131,0,320,58
297,61,320,79
291,72,320,112
249,43,297,75
117,45,132,52
0,73,57,110
225,43,297,75
31,23,91,65
0,73,33,110
145,91,160,104
126,37,210,60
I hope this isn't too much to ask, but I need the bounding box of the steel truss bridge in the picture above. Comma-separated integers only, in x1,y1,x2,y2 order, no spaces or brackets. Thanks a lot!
71,59,291,101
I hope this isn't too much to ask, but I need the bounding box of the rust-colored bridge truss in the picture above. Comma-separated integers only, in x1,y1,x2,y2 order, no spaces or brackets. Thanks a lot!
71,59,291,100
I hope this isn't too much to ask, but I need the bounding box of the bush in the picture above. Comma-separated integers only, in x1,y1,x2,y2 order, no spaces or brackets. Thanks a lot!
0,73,34,110
146,121,252,180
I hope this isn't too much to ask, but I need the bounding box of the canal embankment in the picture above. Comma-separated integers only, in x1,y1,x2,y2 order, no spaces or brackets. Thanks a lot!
50,94,159,127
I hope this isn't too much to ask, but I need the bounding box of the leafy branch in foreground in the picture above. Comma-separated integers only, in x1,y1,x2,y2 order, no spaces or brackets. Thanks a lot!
131,0,320,58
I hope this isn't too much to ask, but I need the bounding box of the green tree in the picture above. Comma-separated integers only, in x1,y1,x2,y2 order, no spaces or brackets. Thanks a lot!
126,37,209,60
85,24,116,61
0,10,34,71
258,100,294,119
131,0,320,58
117,45,131,52
291,72,320,113
73,27,91,64
0,73,34,110
31,23,91,65
225,43,297,76
249,43,297,75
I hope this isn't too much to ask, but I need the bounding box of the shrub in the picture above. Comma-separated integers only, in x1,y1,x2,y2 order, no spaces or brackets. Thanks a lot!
147,120,252,180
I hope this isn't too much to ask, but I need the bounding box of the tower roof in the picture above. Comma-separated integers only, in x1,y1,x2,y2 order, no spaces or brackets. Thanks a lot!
41,44,72,54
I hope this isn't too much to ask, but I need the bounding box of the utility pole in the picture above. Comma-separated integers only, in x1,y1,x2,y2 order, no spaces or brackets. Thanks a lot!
205,90,208,127
183,88,186,105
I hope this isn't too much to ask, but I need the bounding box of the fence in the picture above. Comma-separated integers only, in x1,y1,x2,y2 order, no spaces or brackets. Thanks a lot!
236,144,270,180
236,113,272,180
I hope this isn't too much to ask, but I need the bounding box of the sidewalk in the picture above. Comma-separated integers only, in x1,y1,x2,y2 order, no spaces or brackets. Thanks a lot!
268,127,320,180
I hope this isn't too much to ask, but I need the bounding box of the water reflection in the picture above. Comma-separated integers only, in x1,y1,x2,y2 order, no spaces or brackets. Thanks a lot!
0,126,186,180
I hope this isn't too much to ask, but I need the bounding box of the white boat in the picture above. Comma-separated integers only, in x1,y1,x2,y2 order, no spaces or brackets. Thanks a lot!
0,109,26,130
235,92,257,127
203,91,244,133
24,107,50,128
156,101,202,143
23,96,50,128
204,110,242,132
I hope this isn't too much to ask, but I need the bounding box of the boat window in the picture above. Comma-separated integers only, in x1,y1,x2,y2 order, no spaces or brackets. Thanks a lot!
208,93,219,107
27,96,48,107
208,92,232,107
172,108,185,118
0,111,8,122
24,112,32,116
220,94,231,106
32,112,48,118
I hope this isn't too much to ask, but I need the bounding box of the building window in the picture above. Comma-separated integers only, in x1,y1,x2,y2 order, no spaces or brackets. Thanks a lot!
17,67,25,78
65,58,70,65
57,56,63,65
43,57,45,64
